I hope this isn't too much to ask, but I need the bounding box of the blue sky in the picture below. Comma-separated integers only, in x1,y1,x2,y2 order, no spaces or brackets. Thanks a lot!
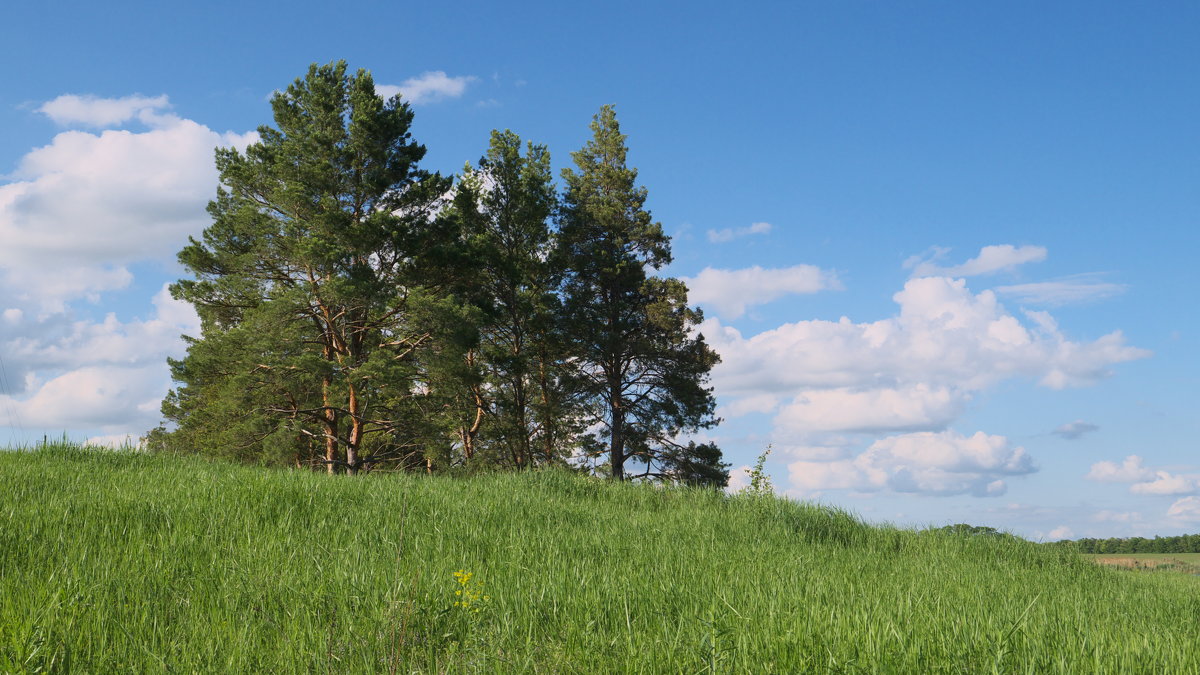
2,1,1197,539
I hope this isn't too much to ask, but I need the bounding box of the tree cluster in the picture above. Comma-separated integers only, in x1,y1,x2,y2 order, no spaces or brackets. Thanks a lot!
149,61,727,486
1052,534,1200,553
933,524,1020,540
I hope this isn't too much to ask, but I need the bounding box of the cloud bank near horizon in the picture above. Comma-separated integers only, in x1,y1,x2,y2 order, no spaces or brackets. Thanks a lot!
1,94,242,443
702,270,1148,498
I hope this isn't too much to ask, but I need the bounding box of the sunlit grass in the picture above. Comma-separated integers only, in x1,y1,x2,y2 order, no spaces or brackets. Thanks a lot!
2,443,1198,672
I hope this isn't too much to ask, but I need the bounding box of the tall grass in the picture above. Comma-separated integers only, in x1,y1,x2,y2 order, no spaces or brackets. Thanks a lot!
2,443,1198,672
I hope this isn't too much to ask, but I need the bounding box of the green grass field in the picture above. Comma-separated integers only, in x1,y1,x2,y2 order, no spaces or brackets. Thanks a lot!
3,444,1200,673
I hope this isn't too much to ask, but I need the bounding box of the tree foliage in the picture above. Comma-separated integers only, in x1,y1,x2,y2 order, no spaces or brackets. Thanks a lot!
159,65,725,485
438,130,578,470
165,61,450,473
1054,534,1200,553
557,106,721,480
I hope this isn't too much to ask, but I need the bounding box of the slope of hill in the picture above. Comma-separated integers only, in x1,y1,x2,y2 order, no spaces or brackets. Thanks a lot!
2,445,1198,672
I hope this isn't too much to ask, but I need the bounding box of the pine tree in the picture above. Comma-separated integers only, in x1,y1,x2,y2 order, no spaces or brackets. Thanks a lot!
659,441,731,487
445,130,578,469
164,61,451,473
557,106,722,480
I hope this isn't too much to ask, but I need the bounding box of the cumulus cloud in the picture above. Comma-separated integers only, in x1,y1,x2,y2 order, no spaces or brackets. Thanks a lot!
85,433,141,448
1085,457,1200,499
1094,506,1137,523
4,286,198,372
1168,497,1200,522
376,71,477,104
996,274,1126,307
10,365,165,428
1,95,247,441
1130,471,1196,496
1,100,257,309
37,94,170,127
0,285,199,435
684,264,841,319
716,393,780,418
698,272,1145,498
1052,420,1099,440
1046,525,1074,540
906,244,1047,278
788,430,1033,497
725,465,753,492
1085,455,1155,483
1092,510,1142,523
776,384,962,434
706,221,771,243
707,277,1148,422
777,443,852,462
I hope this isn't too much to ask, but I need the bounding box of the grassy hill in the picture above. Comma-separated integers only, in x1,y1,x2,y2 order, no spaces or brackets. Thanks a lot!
2,445,1199,673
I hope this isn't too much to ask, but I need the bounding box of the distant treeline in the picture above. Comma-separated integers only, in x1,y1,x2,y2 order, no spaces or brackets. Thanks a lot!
1050,535,1200,554
932,525,1200,554
934,524,1020,539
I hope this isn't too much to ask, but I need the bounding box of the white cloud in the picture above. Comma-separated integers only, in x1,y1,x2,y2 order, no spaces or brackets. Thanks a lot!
1087,458,1200,496
1052,420,1099,440
1130,471,1197,496
907,244,1047,278
1085,455,1155,483
1168,497,1200,522
4,364,168,430
37,94,170,127
777,444,852,461
706,221,771,243
725,465,753,492
788,430,1033,497
684,264,841,319
787,459,866,492
376,71,476,105
1166,497,1200,523
996,275,1126,306
705,277,1148,427
1092,510,1142,523
1,96,244,441
700,271,1144,499
776,384,961,434
716,393,779,418
2,101,257,309
1047,525,1074,540
85,433,140,448
5,285,198,371
0,285,199,436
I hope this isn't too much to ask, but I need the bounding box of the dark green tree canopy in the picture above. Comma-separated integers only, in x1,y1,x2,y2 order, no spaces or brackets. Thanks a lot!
159,72,727,485
432,129,577,469
166,61,451,473
557,106,722,481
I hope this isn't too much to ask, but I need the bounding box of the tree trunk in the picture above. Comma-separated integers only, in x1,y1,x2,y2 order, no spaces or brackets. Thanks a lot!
538,353,554,464
321,373,338,475
346,382,362,475
609,377,624,480
458,389,485,462
513,381,529,469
